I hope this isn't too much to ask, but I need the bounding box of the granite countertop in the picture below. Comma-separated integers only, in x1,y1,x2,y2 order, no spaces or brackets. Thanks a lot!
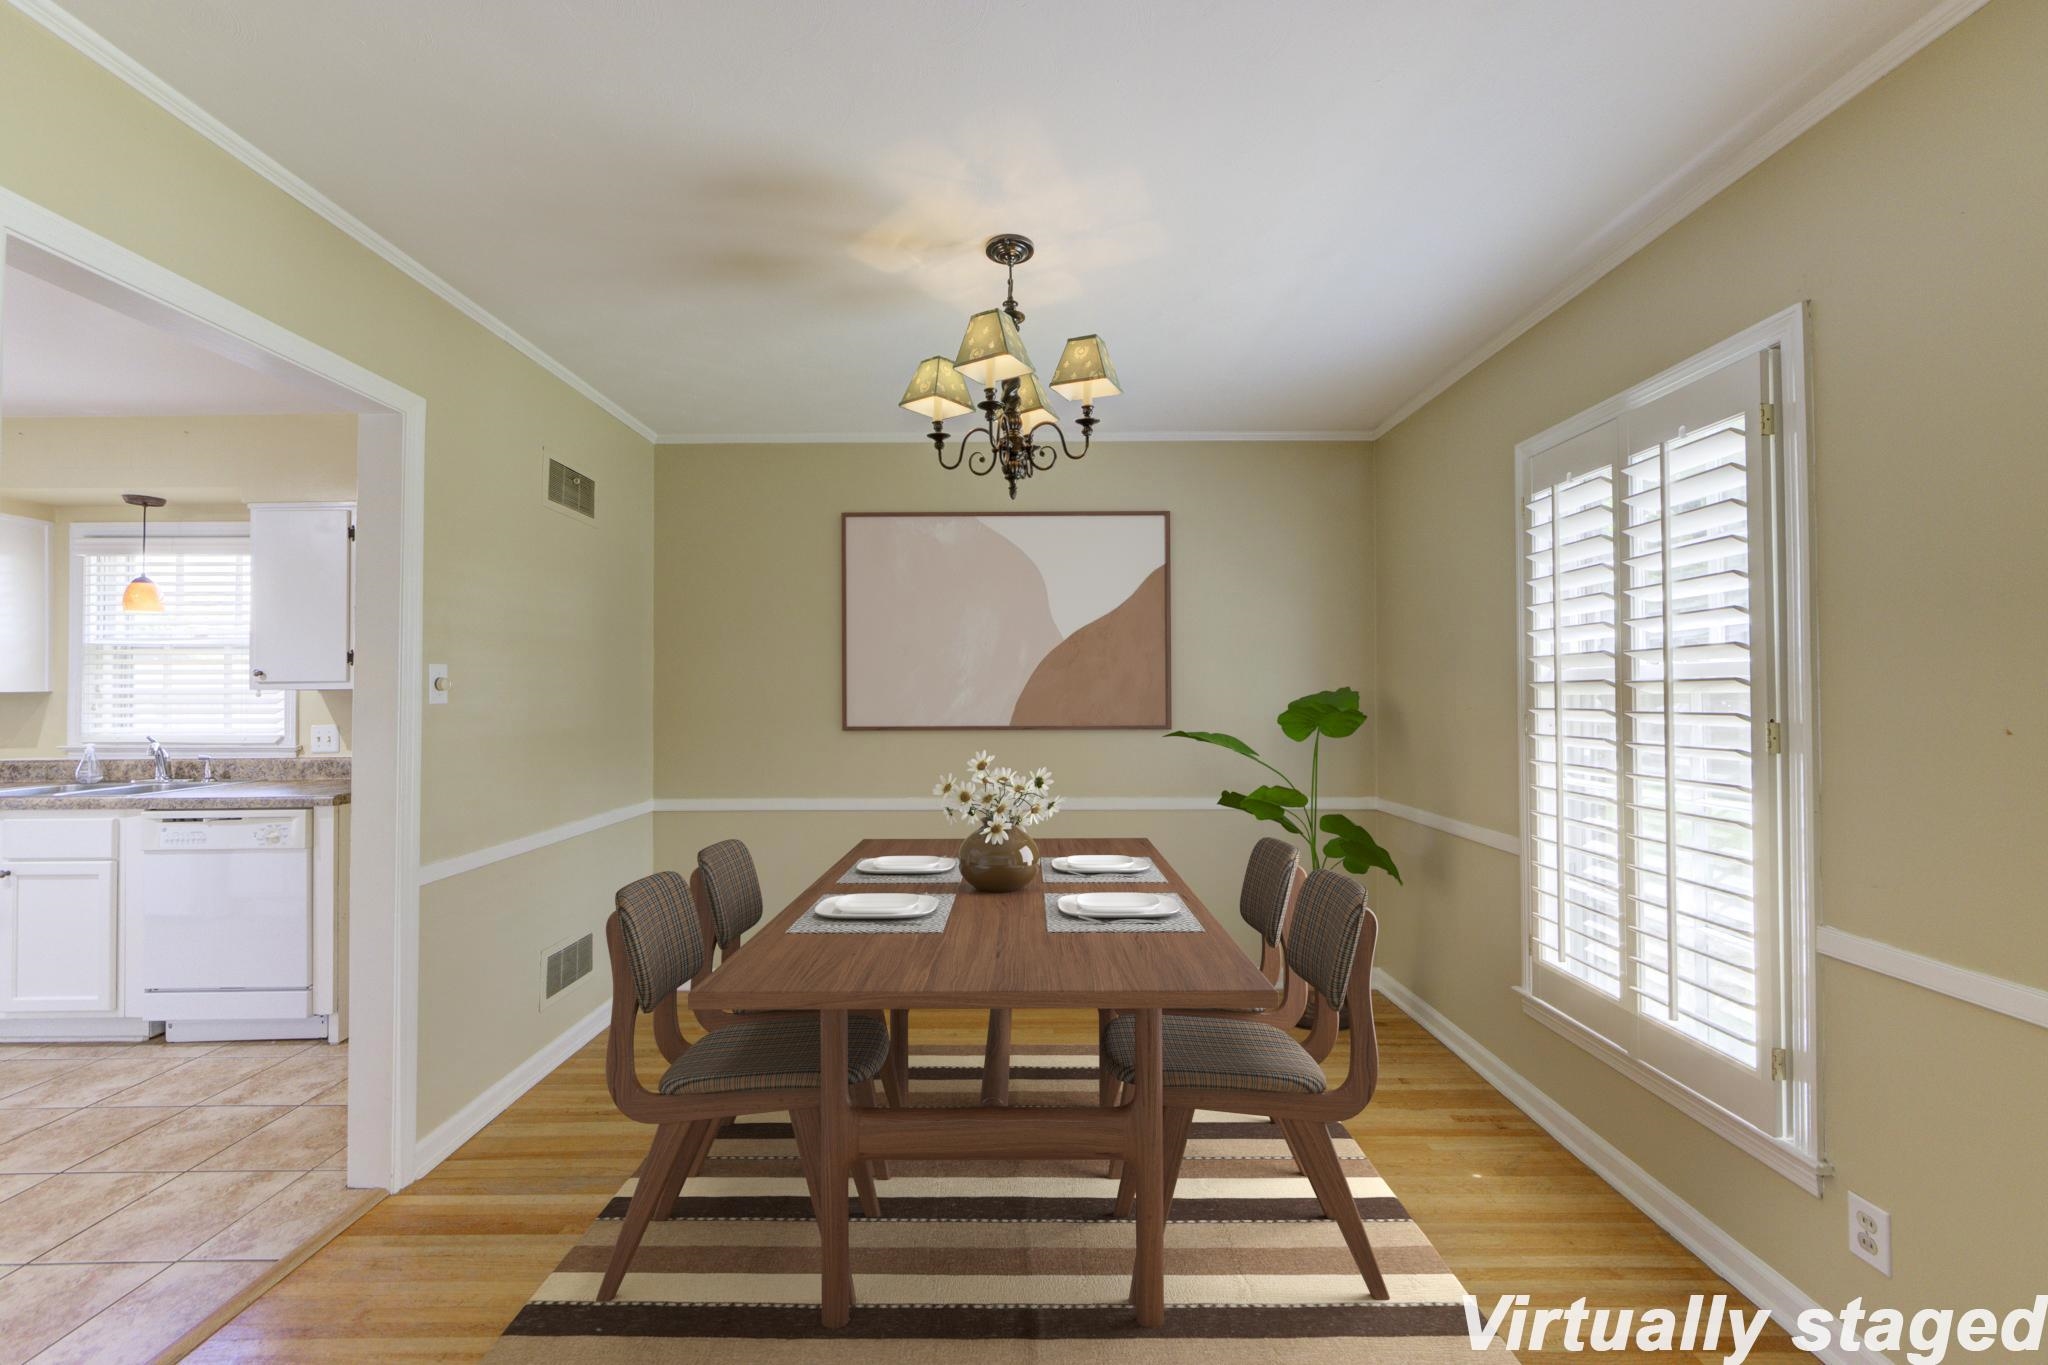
0,780,351,812
0,757,351,812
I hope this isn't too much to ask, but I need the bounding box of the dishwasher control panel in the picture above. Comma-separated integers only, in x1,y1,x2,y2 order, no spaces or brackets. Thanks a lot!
143,811,308,851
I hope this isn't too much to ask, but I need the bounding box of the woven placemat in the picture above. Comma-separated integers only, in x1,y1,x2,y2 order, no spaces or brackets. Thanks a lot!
836,858,961,886
1040,857,1167,885
1043,892,1201,933
789,893,955,934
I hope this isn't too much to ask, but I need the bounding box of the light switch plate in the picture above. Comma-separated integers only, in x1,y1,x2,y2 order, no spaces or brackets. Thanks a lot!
309,724,341,754
427,663,449,705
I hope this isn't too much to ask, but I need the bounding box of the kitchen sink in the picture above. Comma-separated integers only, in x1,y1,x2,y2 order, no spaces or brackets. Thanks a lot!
0,778,222,798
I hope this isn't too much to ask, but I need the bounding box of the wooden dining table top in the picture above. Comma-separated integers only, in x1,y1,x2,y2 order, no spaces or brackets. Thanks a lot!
688,837,1279,1013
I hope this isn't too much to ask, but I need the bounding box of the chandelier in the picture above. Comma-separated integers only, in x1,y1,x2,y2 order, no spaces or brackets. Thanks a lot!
898,234,1120,499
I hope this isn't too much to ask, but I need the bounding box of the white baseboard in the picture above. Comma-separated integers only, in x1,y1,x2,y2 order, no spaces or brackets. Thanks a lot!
1371,971,1887,1365
411,1000,608,1179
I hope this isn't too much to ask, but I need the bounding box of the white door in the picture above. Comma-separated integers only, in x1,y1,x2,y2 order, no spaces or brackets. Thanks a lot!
249,503,353,689
0,861,118,1013
0,513,51,693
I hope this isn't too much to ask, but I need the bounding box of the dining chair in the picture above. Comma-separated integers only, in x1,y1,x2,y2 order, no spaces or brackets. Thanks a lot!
689,838,911,1108
1099,837,1319,1175
1099,867,1390,1299
599,870,892,1302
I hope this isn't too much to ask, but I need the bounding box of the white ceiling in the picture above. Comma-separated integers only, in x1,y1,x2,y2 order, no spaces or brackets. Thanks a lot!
44,0,1949,440
1,265,360,416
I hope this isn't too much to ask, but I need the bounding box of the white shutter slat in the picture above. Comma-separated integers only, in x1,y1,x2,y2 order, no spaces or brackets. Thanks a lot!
77,545,289,745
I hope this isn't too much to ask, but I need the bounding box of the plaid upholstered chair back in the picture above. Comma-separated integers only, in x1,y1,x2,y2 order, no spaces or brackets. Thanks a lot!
696,839,765,949
1238,837,1300,945
1282,869,1368,1008
613,871,706,1011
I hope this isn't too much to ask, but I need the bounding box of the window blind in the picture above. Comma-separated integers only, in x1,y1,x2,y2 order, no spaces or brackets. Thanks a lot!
1521,347,1790,1139
76,542,290,745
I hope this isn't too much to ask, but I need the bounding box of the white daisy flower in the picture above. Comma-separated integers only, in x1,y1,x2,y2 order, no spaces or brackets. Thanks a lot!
934,774,958,798
983,816,1013,845
968,750,996,777
1029,767,1054,790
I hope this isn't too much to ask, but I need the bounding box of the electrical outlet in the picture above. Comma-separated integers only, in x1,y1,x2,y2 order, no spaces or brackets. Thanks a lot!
309,724,340,754
1848,1193,1891,1276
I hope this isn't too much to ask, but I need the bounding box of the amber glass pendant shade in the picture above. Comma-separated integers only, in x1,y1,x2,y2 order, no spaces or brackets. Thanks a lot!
122,575,165,613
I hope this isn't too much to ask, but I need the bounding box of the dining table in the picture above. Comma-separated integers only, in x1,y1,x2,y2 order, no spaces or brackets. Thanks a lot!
686,835,1279,1328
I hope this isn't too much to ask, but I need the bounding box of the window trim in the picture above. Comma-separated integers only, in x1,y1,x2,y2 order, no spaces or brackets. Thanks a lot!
1512,303,1821,1193
66,520,298,756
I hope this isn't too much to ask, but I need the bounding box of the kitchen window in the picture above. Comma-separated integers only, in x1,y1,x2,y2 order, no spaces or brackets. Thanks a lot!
69,522,294,751
1514,306,1821,1191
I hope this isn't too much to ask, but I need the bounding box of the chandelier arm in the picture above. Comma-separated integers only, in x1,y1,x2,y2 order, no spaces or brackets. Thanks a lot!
1033,421,1089,464
957,425,998,477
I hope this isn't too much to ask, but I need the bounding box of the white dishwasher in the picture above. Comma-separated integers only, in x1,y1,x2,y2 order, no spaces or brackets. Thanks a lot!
130,810,320,1040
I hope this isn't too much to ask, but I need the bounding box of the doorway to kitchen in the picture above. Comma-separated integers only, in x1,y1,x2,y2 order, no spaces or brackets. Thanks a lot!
0,184,423,1342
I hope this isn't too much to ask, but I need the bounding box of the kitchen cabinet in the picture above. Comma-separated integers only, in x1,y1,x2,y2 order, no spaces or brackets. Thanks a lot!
249,502,354,690
0,512,51,693
0,860,118,1013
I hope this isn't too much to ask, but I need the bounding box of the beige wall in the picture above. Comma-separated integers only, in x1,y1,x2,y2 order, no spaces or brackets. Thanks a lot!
0,415,355,756
0,12,655,1130
654,440,1378,953
1371,0,2046,1324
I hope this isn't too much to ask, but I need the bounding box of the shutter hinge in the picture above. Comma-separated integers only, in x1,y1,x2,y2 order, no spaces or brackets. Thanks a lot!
1759,402,1778,437
1766,720,1783,755
346,649,355,667
347,524,356,541
1770,1047,1792,1082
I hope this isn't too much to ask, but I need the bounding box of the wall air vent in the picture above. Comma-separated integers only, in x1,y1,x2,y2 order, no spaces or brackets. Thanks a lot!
543,932,595,1003
546,458,597,519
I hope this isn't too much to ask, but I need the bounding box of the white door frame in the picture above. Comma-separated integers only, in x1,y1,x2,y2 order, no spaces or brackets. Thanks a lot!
0,186,426,1191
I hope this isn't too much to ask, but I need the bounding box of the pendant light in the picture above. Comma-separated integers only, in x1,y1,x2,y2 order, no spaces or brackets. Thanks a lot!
121,493,166,613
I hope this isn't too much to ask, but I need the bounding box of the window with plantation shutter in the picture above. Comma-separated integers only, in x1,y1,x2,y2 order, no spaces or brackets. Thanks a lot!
70,525,293,749
1516,309,1820,1189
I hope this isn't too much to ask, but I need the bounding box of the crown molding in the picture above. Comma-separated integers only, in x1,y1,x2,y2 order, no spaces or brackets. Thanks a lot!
7,0,659,445
656,429,1372,446
1363,0,1992,442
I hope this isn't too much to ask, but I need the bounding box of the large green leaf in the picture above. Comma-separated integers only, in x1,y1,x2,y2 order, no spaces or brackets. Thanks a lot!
1318,813,1402,883
1166,729,1262,761
1219,789,1304,838
1277,687,1367,741
1246,783,1308,808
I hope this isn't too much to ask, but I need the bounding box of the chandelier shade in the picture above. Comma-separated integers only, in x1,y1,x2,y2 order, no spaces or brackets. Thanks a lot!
1049,334,1121,403
953,308,1034,388
1012,371,1059,434
899,355,974,421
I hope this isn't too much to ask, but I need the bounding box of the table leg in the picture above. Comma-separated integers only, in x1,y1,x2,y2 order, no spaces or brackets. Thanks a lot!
818,1009,854,1327
980,1008,1013,1105
1131,1007,1165,1326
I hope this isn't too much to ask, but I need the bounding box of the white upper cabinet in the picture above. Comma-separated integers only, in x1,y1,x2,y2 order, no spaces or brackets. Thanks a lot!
0,513,52,693
249,502,354,691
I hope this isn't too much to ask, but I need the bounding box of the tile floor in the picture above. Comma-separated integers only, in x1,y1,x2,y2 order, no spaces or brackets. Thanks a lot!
0,1037,361,1363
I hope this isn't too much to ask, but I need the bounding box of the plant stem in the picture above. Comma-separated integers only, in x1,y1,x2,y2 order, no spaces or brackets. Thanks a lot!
1309,734,1322,869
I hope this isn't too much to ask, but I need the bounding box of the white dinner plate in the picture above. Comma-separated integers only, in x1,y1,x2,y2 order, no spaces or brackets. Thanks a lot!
1052,854,1151,874
814,893,939,920
1058,892,1176,920
857,855,956,875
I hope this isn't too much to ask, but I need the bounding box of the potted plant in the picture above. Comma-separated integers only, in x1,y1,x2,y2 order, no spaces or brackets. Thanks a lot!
1168,687,1400,885
935,751,1062,892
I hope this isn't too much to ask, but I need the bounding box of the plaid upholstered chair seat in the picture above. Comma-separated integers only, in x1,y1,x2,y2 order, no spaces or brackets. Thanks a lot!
658,1013,892,1096
1102,1013,1328,1095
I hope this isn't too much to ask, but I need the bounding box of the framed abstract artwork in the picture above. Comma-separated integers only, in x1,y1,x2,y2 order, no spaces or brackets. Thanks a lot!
842,512,1171,730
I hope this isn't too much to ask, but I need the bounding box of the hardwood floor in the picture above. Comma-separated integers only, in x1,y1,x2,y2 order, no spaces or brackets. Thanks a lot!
187,998,1809,1362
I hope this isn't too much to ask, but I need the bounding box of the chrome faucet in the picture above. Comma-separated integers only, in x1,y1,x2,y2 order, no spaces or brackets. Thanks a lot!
145,736,171,782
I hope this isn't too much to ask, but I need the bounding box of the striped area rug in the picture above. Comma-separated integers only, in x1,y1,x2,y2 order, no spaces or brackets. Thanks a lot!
488,1047,1510,1362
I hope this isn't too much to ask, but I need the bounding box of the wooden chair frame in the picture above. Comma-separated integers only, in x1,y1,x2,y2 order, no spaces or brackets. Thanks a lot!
600,911,884,1302
1107,902,1389,1300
